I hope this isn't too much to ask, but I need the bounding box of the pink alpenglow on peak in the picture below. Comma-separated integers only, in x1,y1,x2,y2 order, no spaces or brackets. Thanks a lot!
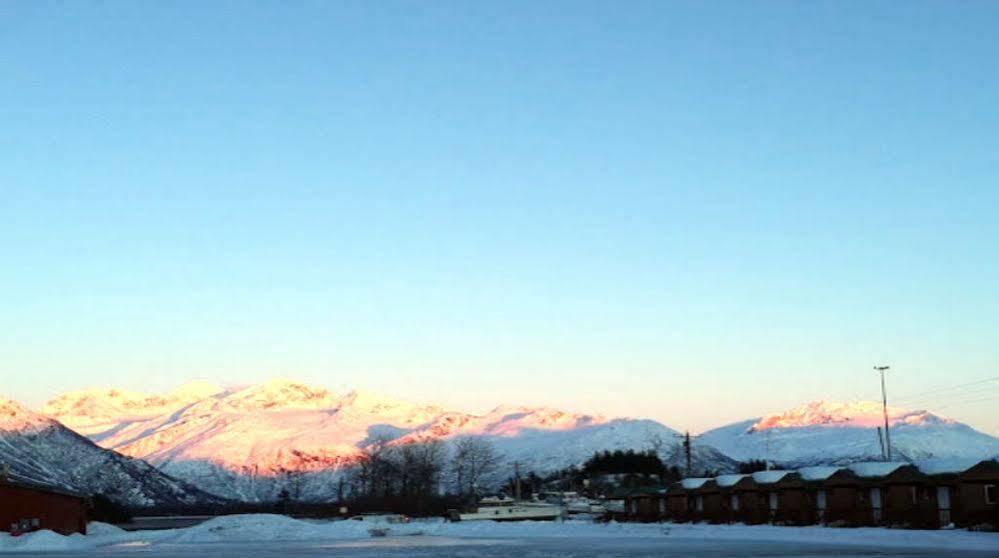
748,401,950,432
38,379,682,502
0,396,55,433
42,381,226,437
699,399,999,467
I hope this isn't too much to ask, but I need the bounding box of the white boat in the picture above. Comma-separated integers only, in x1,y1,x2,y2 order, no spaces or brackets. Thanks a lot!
541,491,607,515
452,496,564,522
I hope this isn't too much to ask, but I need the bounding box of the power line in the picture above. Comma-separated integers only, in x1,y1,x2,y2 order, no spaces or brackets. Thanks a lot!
900,385,999,408
893,376,999,404
935,393,999,411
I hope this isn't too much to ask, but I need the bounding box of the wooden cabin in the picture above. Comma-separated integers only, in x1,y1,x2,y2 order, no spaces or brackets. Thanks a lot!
624,487,667,522
797,466,843,525
666,478,712,522
815,468,870,526
713,474,748,524
768,472,813,525
0,479,88,535
914,459,983,528
956,459,999,528
691,480,725,523
878,465,938,528
665,483,690,522
749,470,796,524
729,475,767,524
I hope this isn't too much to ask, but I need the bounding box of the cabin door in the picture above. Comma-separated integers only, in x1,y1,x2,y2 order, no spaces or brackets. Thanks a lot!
870,488,883,523
816,490,827,522
936,486,951,526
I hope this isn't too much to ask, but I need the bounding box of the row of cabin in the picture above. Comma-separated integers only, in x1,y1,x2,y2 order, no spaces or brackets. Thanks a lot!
0,479,89,535
624,459,998,529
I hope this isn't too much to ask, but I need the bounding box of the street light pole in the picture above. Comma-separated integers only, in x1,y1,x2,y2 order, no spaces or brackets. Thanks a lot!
874,365,892,461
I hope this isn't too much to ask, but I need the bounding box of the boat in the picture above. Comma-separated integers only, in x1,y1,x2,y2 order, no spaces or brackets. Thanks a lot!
449,496,564,522
540,491,607,515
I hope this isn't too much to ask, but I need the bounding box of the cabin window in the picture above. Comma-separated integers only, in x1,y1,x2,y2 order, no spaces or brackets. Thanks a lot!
817,490,827,510
696,495,704,512
986,485,996,505
768,492,778,511
909,486,917,504
731,494,740,511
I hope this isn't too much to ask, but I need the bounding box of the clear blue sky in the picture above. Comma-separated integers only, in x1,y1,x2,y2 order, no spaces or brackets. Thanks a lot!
2,1,997,434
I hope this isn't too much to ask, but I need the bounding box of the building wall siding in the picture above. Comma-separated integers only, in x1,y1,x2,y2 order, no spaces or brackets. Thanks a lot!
0,485,88,535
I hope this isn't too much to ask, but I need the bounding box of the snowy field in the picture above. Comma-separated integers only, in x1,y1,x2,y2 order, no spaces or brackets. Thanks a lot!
1,515,996,557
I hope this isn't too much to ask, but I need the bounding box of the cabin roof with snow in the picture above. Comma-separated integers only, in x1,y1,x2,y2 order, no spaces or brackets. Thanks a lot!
846,462,908,478
915,458,986,477
960,459,999,481
713,474,747,487
680,477,712,490
751,470,792,484
797,466,842,482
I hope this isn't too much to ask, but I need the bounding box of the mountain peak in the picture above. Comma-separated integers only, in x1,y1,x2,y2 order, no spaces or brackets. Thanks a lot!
748,400,951,432
219,379,338,411
0,396,54,432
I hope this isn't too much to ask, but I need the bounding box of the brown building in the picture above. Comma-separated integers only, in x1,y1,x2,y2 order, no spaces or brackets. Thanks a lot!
713,474,748,524
666,478,713,522
660,459,999,530
914,460,979,528
0,479,88,535
878,465,938,528
796,466,843,525
956,459,999,528
729,475,768,524
623,487,667,522
749,470,797,524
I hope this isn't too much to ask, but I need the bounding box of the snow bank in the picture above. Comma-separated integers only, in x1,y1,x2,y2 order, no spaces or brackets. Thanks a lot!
2,514,997,553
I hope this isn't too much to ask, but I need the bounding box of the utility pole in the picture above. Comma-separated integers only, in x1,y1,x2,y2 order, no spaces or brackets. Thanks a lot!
875,365,892,461
764,430,772,471
876,426,886,461
683,432,692,477
513,461,522,501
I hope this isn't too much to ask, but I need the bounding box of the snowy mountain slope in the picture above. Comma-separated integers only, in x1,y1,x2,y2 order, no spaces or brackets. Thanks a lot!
43,381,224,441
699,401,999,467
0,397,225,507
43,380,727,501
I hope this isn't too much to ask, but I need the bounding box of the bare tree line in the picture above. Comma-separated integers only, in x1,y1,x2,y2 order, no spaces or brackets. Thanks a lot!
348,436,501,500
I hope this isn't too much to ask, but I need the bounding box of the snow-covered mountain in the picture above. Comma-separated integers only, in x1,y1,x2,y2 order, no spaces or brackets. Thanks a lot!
0,396,225,507
699,400,999,467
43,379,716,501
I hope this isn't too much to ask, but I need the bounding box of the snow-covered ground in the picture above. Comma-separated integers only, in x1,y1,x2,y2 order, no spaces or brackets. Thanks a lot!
1,515,996,556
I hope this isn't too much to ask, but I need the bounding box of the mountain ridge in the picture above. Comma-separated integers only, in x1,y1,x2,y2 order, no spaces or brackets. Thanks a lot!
27,383,999,502
41,380,712,501
700,400,999,467
0,395,226,507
